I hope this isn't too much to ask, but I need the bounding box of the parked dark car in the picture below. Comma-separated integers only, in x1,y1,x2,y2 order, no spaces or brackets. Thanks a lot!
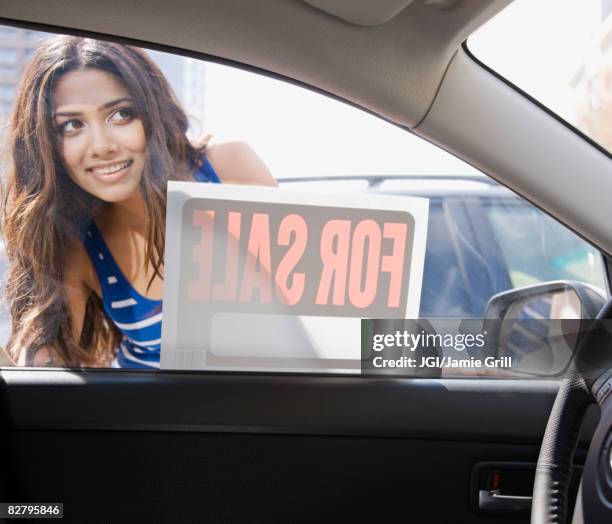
280,174,607,318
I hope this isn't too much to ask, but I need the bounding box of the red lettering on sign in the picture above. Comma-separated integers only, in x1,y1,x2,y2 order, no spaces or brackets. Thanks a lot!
212,211,241,301
315,219,351,306
381,222,407,308
348,219,381,308
275,214,308,305
188,210,215,300
187,208,409,312
239,213,273,303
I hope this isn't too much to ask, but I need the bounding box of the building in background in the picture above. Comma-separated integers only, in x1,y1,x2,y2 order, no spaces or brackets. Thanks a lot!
572,1,612,152
182,58,208,138
146,49,208,138
0,27,51,124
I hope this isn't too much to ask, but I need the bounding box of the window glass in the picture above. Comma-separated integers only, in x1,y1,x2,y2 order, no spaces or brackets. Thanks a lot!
469,0,612,154
0,24,607,377
0,48,17,63
0,28,17,37
485,202,606,290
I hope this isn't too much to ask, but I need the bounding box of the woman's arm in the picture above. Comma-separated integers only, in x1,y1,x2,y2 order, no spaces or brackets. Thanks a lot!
63,242,94,343
18,242,94,367
206,140,277,187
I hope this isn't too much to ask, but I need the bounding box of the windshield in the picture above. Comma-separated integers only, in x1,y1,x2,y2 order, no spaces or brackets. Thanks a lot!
469,0,612,154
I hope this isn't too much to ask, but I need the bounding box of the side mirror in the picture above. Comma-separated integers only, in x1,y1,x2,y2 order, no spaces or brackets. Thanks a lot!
484,281,607,376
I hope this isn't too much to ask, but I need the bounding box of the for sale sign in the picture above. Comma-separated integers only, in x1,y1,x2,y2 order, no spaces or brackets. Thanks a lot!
161,182,428,370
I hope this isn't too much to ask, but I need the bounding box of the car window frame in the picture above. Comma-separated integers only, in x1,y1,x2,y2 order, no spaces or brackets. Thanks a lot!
0,19,610,375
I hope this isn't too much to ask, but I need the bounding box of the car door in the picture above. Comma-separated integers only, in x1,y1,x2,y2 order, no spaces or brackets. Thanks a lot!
0,1,610,523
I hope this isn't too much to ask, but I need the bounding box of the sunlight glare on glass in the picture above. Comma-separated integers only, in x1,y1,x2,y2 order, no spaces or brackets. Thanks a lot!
470,0,610,152
199,62,481,179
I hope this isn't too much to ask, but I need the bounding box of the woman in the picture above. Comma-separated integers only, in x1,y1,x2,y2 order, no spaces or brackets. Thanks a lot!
1,35,275,368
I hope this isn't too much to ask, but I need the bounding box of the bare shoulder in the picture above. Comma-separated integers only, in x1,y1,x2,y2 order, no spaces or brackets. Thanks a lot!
206,140,277,187
14,240,95,367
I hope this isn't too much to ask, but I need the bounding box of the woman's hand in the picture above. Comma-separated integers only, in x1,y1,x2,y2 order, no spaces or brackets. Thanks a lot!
206,140,277,187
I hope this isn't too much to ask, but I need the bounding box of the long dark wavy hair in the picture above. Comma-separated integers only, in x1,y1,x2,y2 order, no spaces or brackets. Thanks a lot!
1,35,207,366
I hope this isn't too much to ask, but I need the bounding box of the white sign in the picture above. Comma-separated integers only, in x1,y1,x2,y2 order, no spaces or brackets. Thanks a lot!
161,182,428,372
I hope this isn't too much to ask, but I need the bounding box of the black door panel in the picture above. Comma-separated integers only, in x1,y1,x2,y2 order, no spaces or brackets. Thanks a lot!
0,371,593,440
0,371,597,522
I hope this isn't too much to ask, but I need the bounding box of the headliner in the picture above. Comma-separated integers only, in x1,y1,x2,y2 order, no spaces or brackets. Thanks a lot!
0,0,512,128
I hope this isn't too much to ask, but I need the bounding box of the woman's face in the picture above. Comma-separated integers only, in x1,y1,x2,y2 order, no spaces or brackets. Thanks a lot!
52,68,146,203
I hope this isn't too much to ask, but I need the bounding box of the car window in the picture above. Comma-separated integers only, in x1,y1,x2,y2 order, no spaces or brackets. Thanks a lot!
484,201,606,290
0,24,608,376
469,0,612,155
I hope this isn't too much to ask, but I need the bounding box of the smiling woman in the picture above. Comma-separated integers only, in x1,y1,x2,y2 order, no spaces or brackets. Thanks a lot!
53,69,147,204
1,35,275,368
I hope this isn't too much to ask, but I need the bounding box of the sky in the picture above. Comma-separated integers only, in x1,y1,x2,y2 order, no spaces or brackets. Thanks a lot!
201,61,481,179
470,0,604,125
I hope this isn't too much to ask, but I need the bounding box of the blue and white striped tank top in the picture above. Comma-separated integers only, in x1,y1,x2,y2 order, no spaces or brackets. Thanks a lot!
82,158,221,369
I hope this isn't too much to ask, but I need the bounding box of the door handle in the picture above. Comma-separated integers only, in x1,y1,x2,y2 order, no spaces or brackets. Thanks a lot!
478,489,532,512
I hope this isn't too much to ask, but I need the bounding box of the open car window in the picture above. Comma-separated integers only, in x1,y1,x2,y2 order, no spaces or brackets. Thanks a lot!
0,23,608,377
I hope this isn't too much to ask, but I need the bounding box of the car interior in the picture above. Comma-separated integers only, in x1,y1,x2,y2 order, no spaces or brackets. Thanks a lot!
1,0,612,522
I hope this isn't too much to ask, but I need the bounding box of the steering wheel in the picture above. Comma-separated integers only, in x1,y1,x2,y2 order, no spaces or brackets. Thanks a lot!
531,300,612,523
